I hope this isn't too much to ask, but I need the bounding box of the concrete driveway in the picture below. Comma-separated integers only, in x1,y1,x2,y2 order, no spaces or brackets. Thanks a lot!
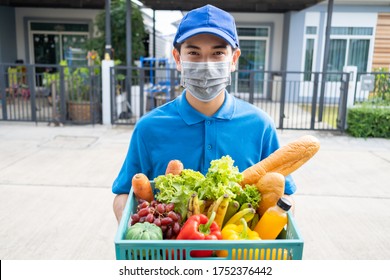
0,122,389,259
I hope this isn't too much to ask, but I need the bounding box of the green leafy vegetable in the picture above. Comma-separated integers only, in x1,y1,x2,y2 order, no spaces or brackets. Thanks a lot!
195,156,243,201
154,155,261,222
155,170,205,220
235,184,261,209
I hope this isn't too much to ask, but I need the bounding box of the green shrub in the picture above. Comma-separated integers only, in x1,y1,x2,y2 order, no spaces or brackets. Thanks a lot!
372,67,390,103
347,106,390,138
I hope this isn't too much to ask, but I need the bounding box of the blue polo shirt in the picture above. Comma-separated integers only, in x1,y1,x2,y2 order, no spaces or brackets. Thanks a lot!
112,91,296,195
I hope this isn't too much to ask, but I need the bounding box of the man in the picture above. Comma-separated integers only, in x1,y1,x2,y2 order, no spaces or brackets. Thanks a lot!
113,4,296,223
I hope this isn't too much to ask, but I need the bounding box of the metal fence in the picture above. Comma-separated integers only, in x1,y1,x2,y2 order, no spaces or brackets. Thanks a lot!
110,67,351,131
110,66,181,125
5,62,383,132
353,71,390,105
0,63,101,125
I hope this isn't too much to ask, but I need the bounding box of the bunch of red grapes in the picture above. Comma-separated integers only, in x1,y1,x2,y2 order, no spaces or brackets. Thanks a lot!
130,200,182,239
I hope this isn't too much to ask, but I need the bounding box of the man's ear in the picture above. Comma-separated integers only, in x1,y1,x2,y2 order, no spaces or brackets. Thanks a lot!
172,48,181,71
231,48,241,72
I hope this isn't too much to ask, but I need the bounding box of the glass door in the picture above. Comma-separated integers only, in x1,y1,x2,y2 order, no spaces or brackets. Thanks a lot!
231,27,269,97
32,33,62,78
33,33,61,65
62,34,88,67
30,22,89,67
235,39,267,95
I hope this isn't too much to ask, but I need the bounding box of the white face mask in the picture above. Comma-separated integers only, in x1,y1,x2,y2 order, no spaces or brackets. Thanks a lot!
180,60,232,102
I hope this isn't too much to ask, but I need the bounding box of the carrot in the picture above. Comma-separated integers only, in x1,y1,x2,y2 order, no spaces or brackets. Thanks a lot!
131,173,154,202
165,159,184,175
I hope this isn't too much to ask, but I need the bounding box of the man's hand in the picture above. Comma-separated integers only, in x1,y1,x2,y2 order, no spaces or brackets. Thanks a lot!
113,194,129,224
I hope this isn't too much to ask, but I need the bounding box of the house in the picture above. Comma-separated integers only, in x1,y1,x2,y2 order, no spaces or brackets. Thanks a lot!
1,1,389,70
0,0,174,66
1,0,389,128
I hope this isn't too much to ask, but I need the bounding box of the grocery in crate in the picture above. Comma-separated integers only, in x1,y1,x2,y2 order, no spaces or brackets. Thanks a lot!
115,135,320,260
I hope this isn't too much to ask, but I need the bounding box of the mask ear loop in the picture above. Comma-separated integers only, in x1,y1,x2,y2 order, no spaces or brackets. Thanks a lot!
180,59,186,88
226,60,233,86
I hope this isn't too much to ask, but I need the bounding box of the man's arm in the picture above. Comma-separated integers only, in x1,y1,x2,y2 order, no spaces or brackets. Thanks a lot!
113,194,129,224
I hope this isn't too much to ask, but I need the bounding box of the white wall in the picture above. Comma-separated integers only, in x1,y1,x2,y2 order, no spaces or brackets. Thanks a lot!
14,8,100,62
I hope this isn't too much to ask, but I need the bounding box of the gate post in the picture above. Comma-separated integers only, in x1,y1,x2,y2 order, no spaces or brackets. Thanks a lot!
337,72,351,131
102,59,114,125
249,71,255,104
342,66,357,108
310,72,320,130
278,71,287,129
26,65,37,123
59,66,66,124
0,64,7,120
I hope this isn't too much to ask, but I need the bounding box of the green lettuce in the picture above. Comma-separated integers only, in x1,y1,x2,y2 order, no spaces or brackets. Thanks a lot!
195,155,243,201
235,184,262,209
154,155,261,221
154,170,205,220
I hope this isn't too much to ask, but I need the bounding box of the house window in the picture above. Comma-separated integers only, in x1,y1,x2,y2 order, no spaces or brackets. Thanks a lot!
348,39,370,72
306,26,317,35
303,26,317,81
327,27,373,80
304,39,315,81
237,27,269,37
232,27,270,95
30,22,89,67
331,27,373,36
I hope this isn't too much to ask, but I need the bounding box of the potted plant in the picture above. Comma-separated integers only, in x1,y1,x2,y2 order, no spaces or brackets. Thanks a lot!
66,67,99,122
43,55,101,123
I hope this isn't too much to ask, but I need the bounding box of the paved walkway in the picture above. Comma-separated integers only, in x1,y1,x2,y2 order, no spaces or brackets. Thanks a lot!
0,122,389,259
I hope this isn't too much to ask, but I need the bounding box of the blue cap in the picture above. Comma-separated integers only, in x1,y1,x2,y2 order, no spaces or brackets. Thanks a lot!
173,5,239,48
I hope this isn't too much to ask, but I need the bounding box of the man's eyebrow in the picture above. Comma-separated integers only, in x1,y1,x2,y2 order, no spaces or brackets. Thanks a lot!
184,44,201,50
212,45,229,49
183,44,228,50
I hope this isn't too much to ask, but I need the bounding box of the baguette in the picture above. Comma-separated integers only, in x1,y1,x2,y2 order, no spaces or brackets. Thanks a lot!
241,135,320,187
255,172,285,216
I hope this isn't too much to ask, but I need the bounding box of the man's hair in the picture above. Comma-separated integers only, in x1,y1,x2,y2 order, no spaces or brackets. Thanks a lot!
174,43,182,53
174,42,238,54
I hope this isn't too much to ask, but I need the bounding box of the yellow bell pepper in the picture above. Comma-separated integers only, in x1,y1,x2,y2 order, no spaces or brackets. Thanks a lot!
216,218,260,259
216,218,289,260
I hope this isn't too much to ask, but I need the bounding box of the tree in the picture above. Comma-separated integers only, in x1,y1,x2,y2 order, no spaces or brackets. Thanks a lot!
86,0,147,65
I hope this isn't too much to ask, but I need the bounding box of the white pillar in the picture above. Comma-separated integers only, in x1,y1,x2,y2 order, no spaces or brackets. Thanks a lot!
343,66,357,108
102,59,114,125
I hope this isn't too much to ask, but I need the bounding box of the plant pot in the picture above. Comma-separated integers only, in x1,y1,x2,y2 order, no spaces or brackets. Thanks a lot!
67,100,100,123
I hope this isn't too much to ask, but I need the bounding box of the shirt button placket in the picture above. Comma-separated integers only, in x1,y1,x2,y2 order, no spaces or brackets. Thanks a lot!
204,119,216,167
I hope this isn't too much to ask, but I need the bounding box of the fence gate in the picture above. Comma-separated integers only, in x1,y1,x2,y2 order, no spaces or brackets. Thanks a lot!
0,63,102,125
230,70,350,131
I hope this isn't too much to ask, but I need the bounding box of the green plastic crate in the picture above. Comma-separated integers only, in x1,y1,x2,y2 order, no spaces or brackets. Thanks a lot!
114,185,304,260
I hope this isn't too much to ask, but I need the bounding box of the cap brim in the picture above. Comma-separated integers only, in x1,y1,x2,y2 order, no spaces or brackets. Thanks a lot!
175,27,238,48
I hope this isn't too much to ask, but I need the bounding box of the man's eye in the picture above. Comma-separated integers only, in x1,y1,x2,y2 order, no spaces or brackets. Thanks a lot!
214,51,225,56
188,51,199,55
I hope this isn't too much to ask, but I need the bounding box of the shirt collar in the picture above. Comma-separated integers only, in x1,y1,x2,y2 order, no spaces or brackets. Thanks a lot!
177,90,235,125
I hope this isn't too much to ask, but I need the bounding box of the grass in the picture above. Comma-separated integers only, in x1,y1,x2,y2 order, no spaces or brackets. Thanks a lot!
299,104,339,128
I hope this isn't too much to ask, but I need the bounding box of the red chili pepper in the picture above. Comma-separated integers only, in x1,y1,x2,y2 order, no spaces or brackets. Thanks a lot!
176,211,222,257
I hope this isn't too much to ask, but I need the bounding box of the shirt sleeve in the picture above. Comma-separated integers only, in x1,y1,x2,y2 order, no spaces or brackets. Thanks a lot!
112,126,151,195
284,175,297,195
261,125,297,195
